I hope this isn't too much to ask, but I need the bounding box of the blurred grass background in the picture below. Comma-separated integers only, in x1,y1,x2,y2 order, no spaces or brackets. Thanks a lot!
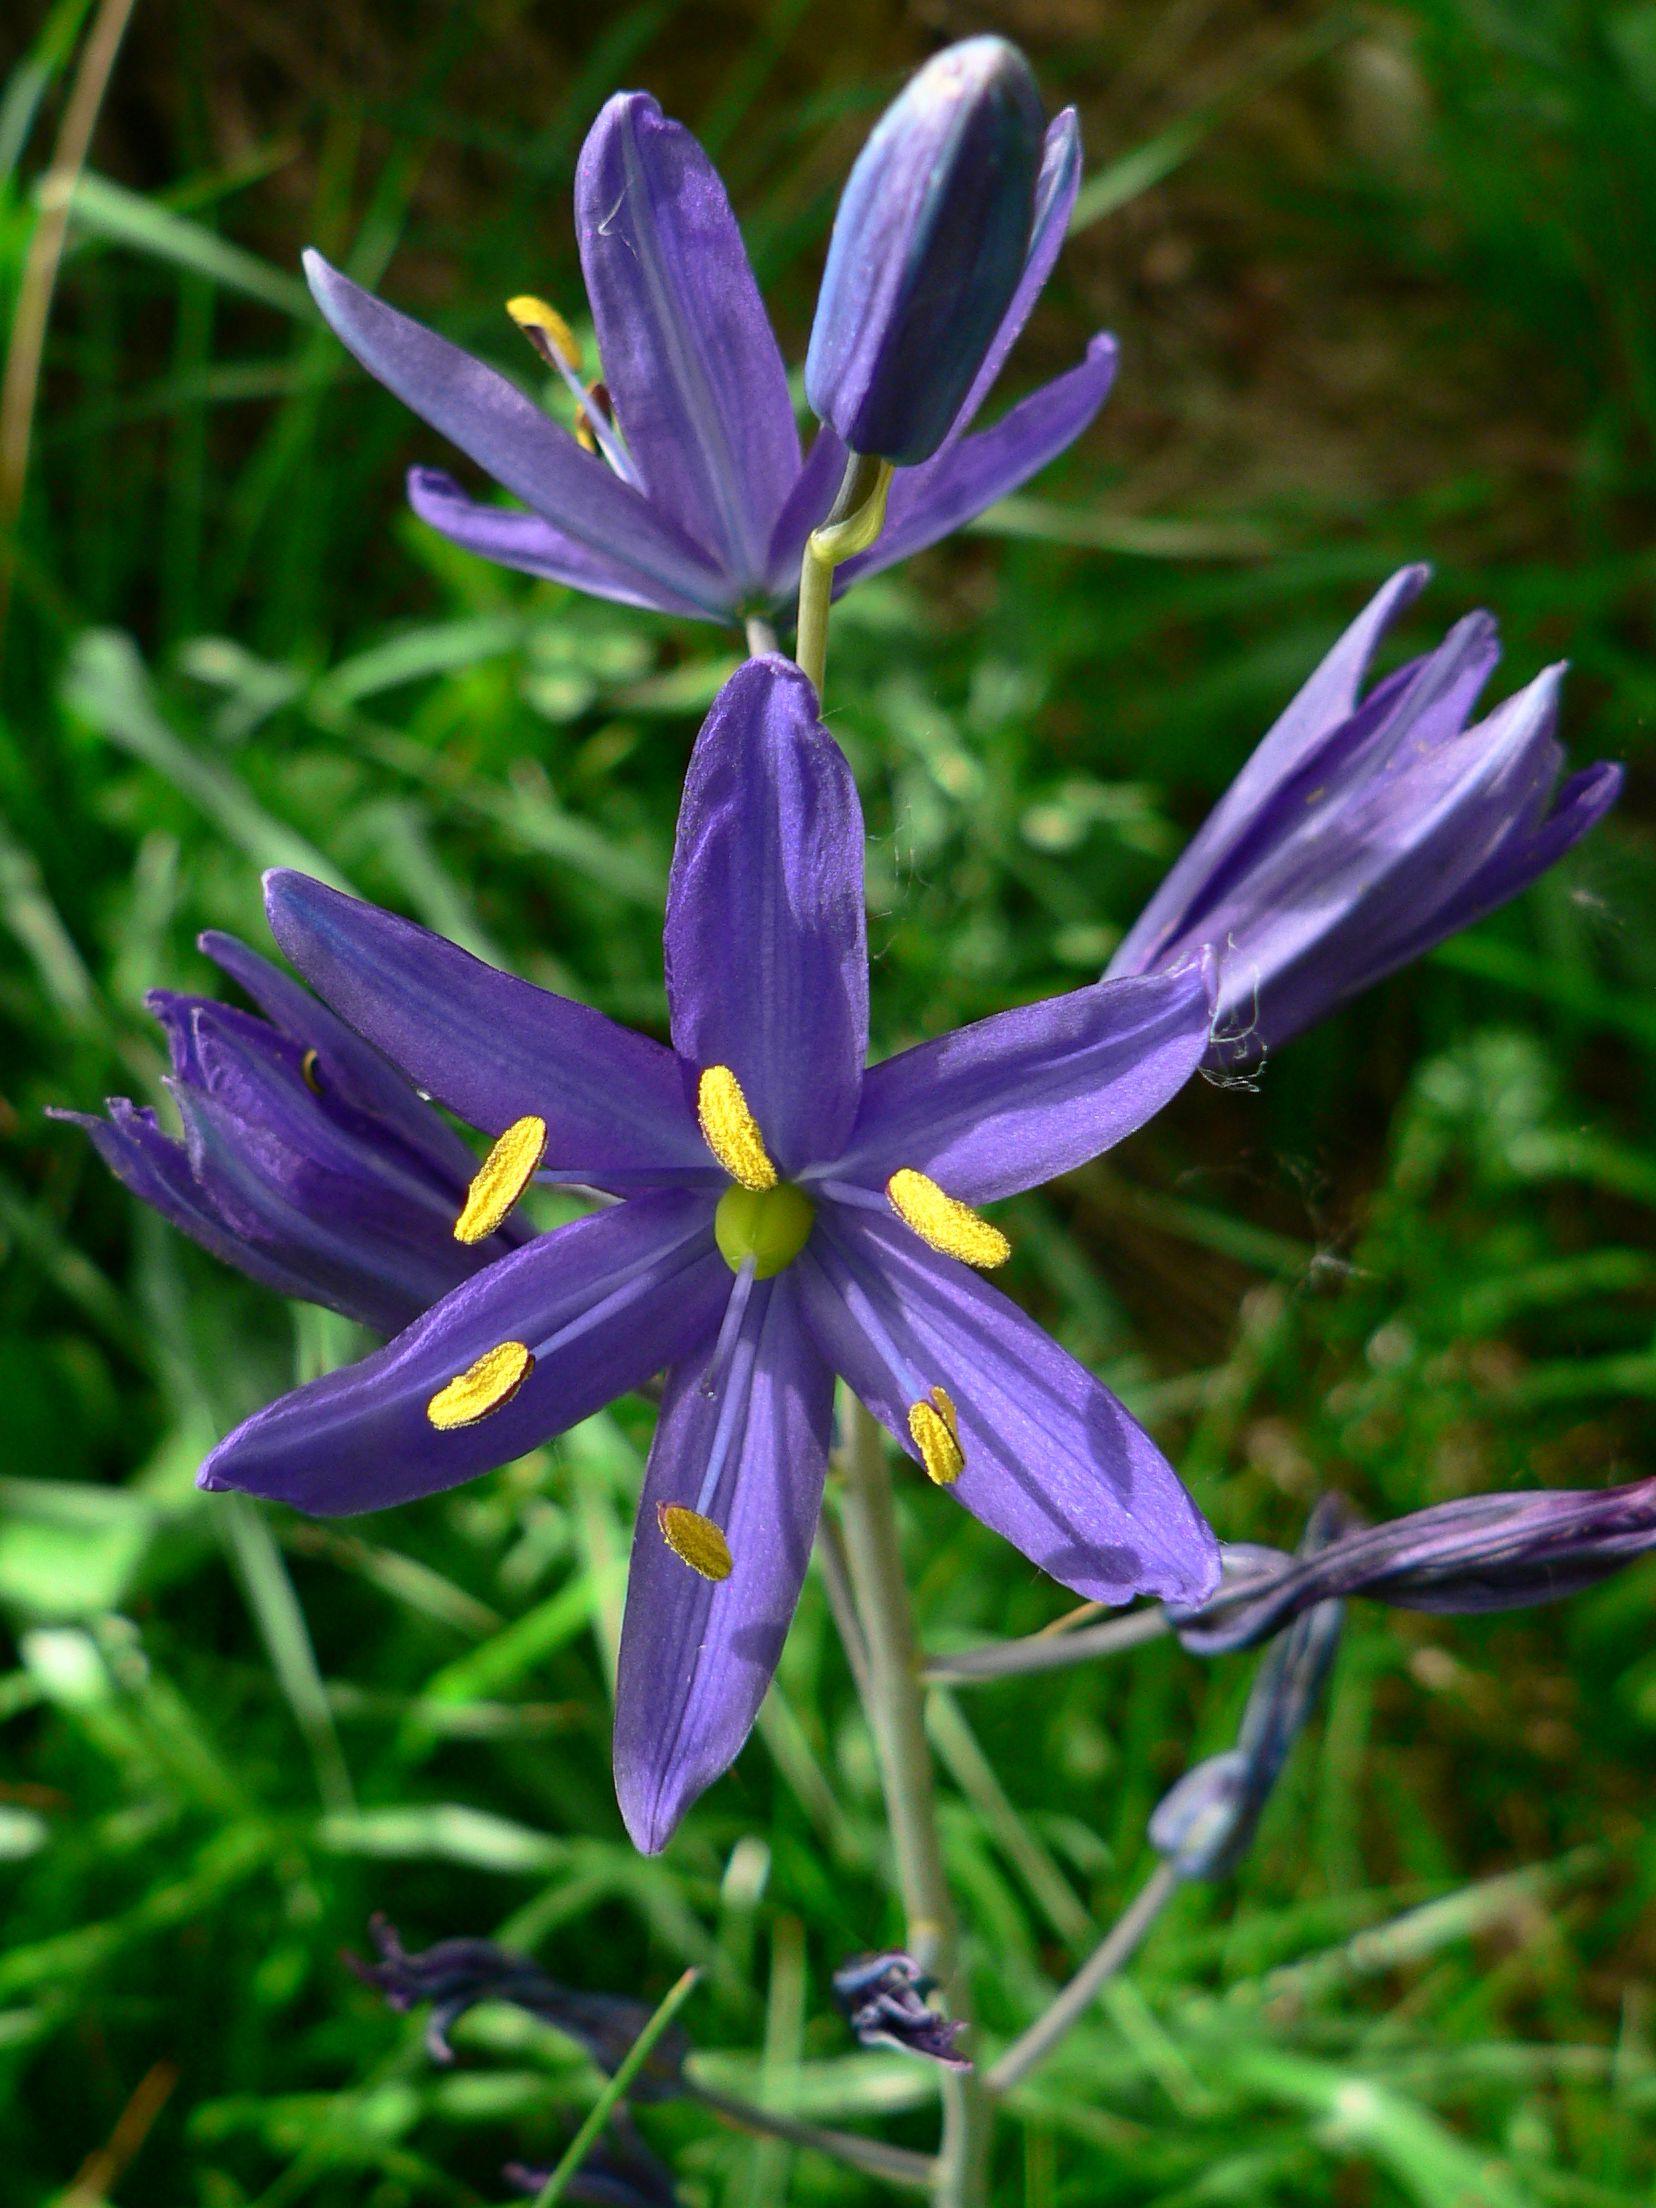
3,0,1655,2200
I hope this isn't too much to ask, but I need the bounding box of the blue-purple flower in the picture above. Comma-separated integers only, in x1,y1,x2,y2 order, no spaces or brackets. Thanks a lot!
1150,1497,1348,1879
54,932,527,1334
832,1950,970,2069
1108,567,1622,1071
1175,1478,1656,1657
303,76,1111,626
196,656,1220,1850
805,39,1044,466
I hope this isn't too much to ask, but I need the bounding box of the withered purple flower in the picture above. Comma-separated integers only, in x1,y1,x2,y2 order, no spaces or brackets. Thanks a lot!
349,1915,689,2095
832,1950,971,2069
805,39,1043,466
302,64,1110,627
1176,1478,1656,1657
1108,567,1621,1072
54,931,527,1334
1150,1498,1349,1879
197,656,1219,1850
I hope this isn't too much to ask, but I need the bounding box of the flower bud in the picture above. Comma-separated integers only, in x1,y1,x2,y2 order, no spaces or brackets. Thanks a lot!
805,38,1044,464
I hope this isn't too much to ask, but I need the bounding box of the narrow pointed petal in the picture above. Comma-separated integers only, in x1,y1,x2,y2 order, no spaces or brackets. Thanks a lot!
803,1220,1218,1605
1409,756,1623,950
576,94,800,590
200,1192,726,1514
948,108,1082,437
200,929,481,1183
302,252,731,614
53,1101,325,1305
835,337,1118,589
407,468,725,620
614,1273,833,1851
664,659,868,1172
264,872,708,1187
840,964,1211,1204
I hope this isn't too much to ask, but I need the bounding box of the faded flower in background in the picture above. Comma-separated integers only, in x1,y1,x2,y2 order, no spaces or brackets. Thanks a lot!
303,39,1111,627
54,931,528,1335
1108,566,1622,1072
832,1950,971,2068
194,655,1220,1850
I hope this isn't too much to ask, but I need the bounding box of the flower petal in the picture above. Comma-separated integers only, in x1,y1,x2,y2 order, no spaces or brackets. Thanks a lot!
840,964,1211,1203
576,94,800,591
303,251,732,615
199,1191,726,1514
948,108,1082,438
407,468,725,620
802,1219,1218,1605
836,335,1118,589
200,928,481,1184
664,658,868,1173
264,871,708,1187
613,1272,833,1851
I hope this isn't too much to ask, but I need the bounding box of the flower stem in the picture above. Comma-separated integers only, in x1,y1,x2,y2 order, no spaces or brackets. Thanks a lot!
836,1398,989,2208
794,453,893,695
985,1860,1182,2095
688,2078,934,2191
744,613,780,657
925,1604,1171,1686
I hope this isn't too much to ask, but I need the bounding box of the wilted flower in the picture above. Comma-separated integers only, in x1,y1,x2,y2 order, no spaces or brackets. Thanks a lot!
805,39,1043,466
54,931,527,1334
198,656,1219,1851
1108,567,1621,1072
1176,1478,1656,1657
832,1950,971,2069
349,1914,689,2095
1150,1498,1349,1879
303,70,1110,627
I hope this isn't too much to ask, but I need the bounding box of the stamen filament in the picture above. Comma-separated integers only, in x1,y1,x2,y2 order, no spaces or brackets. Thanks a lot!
701,1257,758,1398
454,1114,547,1244
808,1236,966,1485
528,1225,712,1364
693,1288,766,1517
506,295,638,485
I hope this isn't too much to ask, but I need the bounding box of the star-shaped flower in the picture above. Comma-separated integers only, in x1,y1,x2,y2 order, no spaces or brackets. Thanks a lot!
198,656,1219,1850
303,76,1112,627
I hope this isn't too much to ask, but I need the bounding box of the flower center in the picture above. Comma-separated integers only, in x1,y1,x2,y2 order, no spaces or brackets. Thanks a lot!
714,1181,815,1278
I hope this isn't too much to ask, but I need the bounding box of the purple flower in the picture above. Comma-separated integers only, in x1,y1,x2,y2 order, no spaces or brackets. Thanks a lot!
832,1950,971,2069
302,81,1111,626
1107,567,1622,1072
53,932,527,1334
1149,1498,1348,1879
349,1914,689,2095
805,39,1044,465
1176,1479,1656,1657
197,656,1220,1850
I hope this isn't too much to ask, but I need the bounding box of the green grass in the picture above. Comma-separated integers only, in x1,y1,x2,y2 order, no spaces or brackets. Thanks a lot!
2,0,1654,2200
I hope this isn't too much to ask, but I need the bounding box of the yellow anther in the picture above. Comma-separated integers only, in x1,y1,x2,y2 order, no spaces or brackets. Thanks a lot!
697,1066,777,1191
657,1502,734,1582
427,1340,534,1430
507,295,582,371
454,1115,547,1244
908,1386,964,1485
300,1047,323,1095
886,1168,1010,1269
575,378,612,455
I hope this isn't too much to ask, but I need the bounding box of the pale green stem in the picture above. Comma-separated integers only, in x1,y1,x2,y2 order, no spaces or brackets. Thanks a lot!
836,1398,989,2208
926,1604,1172,1686
793,453,893,695
689,2079,933,2191
985,1860,1182,2096
744,613,779,657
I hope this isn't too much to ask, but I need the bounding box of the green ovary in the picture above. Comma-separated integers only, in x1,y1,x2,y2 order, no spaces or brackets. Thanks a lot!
715,1182,815,1278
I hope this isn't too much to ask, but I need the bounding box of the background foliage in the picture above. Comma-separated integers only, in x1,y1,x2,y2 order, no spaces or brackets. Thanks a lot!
2,0,1654,2200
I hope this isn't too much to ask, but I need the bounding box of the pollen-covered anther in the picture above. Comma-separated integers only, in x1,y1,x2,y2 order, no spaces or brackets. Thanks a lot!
427,1340,534,1430
574,379,613,455
886,1168,1010,1269
506,295,582,372
300,1047,323,1095
454,1114,547,1244
658,1502,734,1582
697,1066,777,1191
908,1386,964,1485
